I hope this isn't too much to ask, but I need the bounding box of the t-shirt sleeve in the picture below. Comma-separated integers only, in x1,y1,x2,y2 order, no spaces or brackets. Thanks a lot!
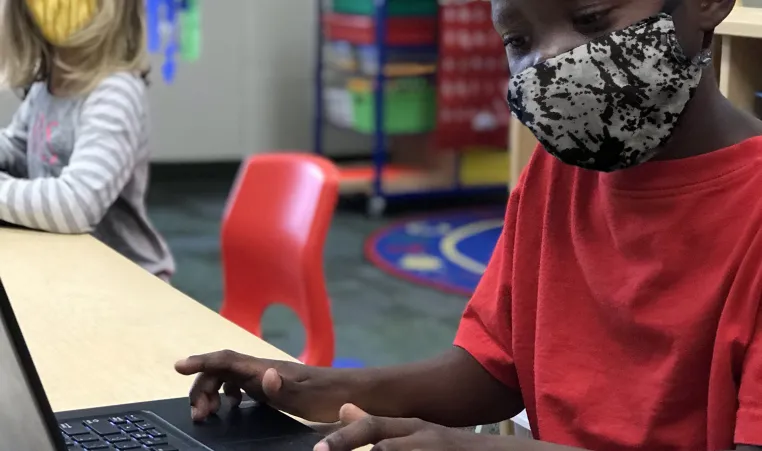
735,307,762,446
453,173,523,390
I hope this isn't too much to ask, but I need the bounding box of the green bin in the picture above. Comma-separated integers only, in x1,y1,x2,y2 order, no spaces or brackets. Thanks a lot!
332,0,438,16
348,77,437,134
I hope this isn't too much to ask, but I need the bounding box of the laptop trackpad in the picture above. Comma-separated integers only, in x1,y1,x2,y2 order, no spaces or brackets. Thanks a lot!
191,400,323,450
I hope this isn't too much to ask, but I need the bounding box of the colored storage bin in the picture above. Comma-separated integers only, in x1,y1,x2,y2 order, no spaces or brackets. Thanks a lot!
355,44,438,74
459,147,511,187
323,13,438,46
333,0,438,17
324,87,355,128
326,41,437,76
348,77,437,134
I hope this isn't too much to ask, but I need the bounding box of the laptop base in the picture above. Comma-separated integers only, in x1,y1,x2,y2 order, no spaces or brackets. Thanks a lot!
55,397,323,451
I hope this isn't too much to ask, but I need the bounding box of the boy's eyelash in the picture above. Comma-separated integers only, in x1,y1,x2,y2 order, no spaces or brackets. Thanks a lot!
572,8,613,29
502,35,529,50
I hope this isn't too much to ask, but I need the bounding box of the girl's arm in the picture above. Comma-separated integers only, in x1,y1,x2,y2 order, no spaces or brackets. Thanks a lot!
0,75,146,234
0,98,31,175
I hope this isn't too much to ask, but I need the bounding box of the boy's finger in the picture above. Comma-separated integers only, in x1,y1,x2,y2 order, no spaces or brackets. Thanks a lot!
188,373,222,410
338,403,368,424
191,392,218,421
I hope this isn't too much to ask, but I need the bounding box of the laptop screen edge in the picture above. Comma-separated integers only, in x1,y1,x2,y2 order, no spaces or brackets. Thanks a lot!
0,277,68,451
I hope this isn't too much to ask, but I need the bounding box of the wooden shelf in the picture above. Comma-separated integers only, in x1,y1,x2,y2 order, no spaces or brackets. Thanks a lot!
338,164,455,196
716,6,762,113
716,6,762,39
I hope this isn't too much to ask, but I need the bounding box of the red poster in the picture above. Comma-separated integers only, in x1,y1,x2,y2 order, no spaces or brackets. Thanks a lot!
434,0,511,150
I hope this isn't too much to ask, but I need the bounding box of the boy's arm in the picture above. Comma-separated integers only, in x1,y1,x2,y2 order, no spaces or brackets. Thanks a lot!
357,346,524,427
348,174,525,427
0,75,145,234
371,181,526,427
0,97,31,175
179,184,527,428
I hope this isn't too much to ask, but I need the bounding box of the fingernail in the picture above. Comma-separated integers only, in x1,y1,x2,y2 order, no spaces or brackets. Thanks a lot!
313,441,329,451
191,407,198,418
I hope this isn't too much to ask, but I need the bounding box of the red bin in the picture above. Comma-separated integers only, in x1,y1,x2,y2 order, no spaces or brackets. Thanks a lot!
323,13,438,46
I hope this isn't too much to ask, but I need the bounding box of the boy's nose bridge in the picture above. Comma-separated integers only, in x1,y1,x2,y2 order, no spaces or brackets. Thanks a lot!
533,34,585,66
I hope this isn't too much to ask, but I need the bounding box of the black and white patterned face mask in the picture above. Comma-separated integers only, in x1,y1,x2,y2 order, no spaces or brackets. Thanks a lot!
507,13,712,172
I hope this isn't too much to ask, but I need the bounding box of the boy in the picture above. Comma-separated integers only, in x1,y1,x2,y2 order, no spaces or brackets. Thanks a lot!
174,0,762,450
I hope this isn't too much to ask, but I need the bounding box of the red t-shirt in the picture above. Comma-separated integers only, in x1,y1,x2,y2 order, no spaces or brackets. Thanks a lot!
455,137,762,451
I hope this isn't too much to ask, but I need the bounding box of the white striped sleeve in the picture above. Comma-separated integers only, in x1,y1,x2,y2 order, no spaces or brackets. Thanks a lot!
0,95,31,174
0,75,146,234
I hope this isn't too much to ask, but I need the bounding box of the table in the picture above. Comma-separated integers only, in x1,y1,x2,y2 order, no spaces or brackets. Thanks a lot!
0,228,370,449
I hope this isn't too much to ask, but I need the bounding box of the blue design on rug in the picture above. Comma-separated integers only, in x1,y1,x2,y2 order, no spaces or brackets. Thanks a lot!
365,209,504,295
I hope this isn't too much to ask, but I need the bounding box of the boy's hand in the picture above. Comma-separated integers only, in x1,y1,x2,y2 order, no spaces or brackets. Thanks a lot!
175,350,354,423
315,404,578,451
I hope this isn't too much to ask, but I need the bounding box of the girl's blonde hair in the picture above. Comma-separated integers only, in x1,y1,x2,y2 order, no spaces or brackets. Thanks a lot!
0,0,149,95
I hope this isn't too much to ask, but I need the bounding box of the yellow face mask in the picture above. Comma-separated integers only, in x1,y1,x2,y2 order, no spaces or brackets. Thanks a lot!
25,0,99,45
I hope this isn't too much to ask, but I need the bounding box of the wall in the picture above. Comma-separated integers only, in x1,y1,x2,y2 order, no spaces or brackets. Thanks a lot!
0,0,367,162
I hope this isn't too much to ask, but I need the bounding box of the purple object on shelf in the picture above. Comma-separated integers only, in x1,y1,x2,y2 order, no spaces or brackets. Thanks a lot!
146,0,160,52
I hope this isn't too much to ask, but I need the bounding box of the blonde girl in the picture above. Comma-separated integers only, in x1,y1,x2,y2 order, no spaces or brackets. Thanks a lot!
0,0,175,281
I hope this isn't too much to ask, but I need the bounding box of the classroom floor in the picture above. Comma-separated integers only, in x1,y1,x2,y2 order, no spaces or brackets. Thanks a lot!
147,176,469,367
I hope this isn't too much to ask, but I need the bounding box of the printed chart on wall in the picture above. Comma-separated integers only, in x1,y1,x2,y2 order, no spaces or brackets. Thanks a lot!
145,0,202,83
434,0,511,150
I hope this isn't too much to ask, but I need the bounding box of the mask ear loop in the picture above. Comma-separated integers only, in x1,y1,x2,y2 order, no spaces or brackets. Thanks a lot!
660,0,713,68
695,31,714,66
665,25,713,68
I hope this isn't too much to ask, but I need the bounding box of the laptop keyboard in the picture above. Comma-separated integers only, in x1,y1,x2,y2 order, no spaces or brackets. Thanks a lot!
60,413,184,450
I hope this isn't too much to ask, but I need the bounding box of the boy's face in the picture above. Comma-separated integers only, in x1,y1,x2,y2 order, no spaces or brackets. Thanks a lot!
492,0,734,76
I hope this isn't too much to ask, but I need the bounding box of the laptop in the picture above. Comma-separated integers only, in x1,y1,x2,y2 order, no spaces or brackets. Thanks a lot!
0,279,324,451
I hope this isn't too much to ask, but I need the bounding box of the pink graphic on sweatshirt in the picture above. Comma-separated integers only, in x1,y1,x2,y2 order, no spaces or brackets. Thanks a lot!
30,112,60,165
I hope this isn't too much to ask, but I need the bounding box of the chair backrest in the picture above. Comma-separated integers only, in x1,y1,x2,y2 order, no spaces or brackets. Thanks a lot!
220,153,340,366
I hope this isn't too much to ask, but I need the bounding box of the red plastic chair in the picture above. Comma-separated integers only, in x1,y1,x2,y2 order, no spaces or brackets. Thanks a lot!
220,153,340,367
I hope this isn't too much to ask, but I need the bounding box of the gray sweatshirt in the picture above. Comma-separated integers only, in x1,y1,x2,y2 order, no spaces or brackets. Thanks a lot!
0,72,175,280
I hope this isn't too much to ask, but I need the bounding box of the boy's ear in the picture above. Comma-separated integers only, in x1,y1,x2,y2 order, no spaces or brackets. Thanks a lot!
697,0,736,31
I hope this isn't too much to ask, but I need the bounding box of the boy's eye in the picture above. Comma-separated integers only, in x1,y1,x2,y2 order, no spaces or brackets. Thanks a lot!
572,9,612,33
503,35,530,51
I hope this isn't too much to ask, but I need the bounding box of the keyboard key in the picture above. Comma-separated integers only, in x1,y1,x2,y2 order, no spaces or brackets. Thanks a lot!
108,416,127,425
114,441,142,449
125,414,144,423
150,447,178,451
74,434,99,443
118,423,139,433
106,434,130,443
60,422,90,436
141,438,169,447
137,422,156,430
81,441,110,450
84,419,123,435
130,432,151,440
62,435,74,446
146,429,166,438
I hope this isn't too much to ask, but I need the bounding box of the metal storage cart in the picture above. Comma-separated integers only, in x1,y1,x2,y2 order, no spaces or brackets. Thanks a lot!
315,0,510,216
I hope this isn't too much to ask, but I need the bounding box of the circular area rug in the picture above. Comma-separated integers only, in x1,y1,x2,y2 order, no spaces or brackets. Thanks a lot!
365,209,504,296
